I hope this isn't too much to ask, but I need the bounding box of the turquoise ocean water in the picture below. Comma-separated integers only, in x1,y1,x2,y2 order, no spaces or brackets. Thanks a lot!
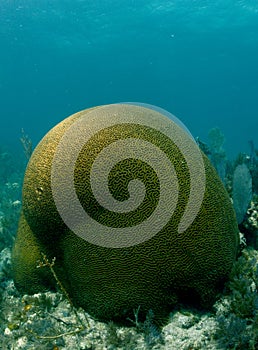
0,0,258,158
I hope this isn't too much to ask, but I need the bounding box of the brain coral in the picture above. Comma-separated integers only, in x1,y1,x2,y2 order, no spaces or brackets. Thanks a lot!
12,103,239,325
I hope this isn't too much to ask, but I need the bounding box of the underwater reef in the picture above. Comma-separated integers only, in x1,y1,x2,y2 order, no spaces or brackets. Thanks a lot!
0,121,258,349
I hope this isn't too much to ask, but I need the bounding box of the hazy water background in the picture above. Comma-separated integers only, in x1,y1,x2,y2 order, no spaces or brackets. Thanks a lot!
1,0,258,159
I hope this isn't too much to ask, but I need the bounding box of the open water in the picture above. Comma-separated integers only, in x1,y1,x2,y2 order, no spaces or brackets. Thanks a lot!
1,0,258,157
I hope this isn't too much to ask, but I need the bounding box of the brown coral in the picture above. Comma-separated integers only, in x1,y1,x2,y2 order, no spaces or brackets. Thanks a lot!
12,104,239,325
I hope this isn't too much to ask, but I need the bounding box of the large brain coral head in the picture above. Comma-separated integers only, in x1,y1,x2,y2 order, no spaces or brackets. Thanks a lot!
12,103,239,325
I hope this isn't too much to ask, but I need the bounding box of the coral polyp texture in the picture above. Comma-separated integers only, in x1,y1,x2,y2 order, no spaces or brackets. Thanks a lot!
12,103,239,324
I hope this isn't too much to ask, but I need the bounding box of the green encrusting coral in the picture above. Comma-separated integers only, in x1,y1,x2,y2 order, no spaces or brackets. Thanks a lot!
11,104,239,325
